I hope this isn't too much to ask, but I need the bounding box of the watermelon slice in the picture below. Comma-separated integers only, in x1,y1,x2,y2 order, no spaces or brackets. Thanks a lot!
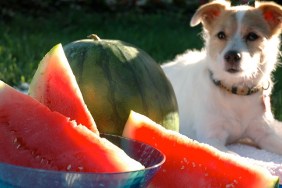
123,111,279,188
0,81,144,172
28,44,98,133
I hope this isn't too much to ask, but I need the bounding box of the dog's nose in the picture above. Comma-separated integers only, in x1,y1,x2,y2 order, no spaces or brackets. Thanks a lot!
224,51,241,64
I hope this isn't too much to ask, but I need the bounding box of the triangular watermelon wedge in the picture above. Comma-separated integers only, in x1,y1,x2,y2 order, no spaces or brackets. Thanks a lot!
123,111,279,188
28,44,98,133
0,81,144,172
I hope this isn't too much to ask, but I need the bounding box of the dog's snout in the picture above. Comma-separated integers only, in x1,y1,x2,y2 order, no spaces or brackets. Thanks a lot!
224,51,242,73
224,51,241,64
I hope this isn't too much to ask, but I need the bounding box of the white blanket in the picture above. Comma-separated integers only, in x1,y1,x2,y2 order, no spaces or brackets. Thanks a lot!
228,144,282,183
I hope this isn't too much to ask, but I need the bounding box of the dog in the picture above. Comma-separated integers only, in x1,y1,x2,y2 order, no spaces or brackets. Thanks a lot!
162,0,282,154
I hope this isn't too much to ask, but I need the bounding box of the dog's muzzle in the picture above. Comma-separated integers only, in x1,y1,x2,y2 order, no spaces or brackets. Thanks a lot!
224,50,242,73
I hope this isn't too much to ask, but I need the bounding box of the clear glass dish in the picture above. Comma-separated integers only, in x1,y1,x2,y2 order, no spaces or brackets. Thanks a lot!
0,133,165,188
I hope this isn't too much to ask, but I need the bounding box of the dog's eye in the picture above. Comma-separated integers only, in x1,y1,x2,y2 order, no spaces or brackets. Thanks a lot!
217,31,226,40
245,32,259,41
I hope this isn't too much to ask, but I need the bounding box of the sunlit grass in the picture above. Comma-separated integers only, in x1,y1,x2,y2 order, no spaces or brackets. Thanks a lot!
0,9,202,85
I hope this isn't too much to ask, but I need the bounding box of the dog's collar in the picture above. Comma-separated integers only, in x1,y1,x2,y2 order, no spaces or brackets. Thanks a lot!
209,70,268,96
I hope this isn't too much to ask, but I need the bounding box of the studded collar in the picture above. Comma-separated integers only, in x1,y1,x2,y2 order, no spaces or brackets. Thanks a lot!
209,70,269,96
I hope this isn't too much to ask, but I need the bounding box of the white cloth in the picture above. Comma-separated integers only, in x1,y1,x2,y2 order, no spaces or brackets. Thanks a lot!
228,144,282,183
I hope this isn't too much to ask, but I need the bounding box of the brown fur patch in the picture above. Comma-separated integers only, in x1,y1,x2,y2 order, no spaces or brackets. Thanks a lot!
206,7,274,60
242,9,272,38
206,10,238,61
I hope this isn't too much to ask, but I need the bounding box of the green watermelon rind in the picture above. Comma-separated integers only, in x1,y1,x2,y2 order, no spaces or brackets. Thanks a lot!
63,38,179,135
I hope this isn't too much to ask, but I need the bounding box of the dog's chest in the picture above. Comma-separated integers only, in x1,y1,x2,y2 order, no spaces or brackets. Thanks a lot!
217,93,262,117
207,89,266,138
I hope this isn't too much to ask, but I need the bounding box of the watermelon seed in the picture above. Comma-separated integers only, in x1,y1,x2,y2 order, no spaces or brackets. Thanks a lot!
67,164,72,171
40,158,45,164
16,144,21,149
47,160,52,166
41,158,50,165
226,183,235,188
78,166,84,171
35,155,41,161
13,138,17,143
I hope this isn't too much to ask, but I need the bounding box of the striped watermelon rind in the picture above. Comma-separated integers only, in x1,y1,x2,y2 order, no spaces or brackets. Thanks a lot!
63,35,179,135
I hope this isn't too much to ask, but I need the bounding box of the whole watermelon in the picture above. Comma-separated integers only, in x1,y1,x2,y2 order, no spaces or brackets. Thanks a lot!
63,34,179,135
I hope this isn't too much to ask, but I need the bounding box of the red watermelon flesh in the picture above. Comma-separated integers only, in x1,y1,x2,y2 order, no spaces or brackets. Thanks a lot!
122,111,279,188
0,81,144,172
28,44,98,133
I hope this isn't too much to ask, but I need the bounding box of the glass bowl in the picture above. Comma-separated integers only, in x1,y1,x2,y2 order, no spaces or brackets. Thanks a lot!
0,133,165,188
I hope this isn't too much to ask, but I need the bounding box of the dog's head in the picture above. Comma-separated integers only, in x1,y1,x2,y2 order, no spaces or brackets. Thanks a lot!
191,1,282,88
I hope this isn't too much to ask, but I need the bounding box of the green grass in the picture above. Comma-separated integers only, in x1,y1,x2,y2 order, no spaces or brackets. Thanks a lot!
0,8,281,119
0,9,202,85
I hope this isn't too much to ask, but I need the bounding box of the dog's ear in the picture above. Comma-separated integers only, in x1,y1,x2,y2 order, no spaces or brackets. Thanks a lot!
257,2,282,35
190,1,227,28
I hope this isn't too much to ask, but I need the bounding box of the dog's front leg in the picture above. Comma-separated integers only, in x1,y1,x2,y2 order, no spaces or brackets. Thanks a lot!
196,127,231,153
249,120,282,155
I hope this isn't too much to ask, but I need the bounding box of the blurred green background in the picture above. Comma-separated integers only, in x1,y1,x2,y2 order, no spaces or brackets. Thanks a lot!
0,0,281,119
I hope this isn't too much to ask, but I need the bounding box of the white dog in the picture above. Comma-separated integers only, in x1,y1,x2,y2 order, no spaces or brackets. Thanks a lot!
162,0,282,154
